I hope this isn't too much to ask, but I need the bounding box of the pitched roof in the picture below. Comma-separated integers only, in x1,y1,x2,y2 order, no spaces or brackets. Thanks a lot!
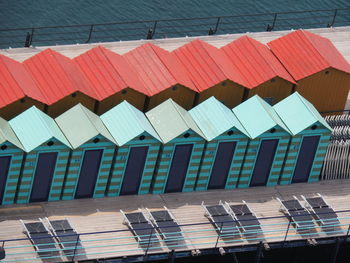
9,106,71,152
101,101,161,146
0,117,24,150
273,92,332,135
55,104,116,148
268,30,350,80
146,99,205,143
189,97,249,140
222,36,295,88
232,95,290,139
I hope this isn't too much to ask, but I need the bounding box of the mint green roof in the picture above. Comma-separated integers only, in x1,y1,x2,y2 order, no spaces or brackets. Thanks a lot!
9,106,71,152
189,97,249,140
232,95,291,139
146,99,205,143
273,92,332,135
0,117,24,150
55,104,116,149
101,101,161,146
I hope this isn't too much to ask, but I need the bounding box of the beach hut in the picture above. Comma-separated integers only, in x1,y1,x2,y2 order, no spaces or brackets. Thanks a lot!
100,101,162,196
0,54,46,120
146,99,206,193
268,30,350,113
232,96,292,188
189,97,250,190
0,118,25,205
274,92,332,184
124,43,198,111
221,36,295,104
55,104,117,200
172,39,247,108
9,107,72,203
74,46,148,114
24,49,98,118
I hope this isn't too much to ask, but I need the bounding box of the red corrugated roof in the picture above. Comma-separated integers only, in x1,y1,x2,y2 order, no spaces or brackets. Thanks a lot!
24,49,97,104
221,36,295,89
268,30,350,81
124,43,196,96
74,46,147,99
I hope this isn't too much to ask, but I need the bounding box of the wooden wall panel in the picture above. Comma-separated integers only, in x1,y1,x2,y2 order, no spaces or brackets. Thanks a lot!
0,98,45,120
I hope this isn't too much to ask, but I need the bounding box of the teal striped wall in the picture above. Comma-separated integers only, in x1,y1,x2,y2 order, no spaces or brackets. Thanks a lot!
195,128,249,191
61,135,115,200
151,130,205,194
15,138,70,204
237,126,291,188
106,132,161,196
0,142,24,205
278,122,331,184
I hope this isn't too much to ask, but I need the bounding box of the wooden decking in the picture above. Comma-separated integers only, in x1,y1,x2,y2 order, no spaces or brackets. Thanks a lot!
1,179,350,262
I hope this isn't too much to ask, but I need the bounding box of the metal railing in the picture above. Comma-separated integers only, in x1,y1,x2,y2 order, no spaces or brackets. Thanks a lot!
0,8,349,49
1,209,350,262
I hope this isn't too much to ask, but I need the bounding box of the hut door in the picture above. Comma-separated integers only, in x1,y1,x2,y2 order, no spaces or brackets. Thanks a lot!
250,139,278,187
208,141,237,189
30,152,58,202
165,144,193,193
75,149,103,199
120,146,149,195
0,156,11,204
292,136,320,183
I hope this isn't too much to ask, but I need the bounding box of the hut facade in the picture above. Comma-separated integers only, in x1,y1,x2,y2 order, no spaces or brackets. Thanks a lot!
55,104,117,200
100,101,162,196
146,99,206,194
268,30,350,113
9,107,72,203
232,96,292,188
274,92,332,184
189,97,250,190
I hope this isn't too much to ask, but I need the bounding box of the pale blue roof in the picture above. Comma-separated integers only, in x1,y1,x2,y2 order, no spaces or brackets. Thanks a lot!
100,101,161,146
273,92,332,135
232,95,291,139
189,97,249,140
9,106,71,152
0,117,24,150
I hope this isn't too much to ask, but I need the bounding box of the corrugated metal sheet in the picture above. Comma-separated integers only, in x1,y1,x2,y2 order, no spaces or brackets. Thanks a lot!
189,97,249,140
55,104,116,148
0,117,24,149
274,92,332,135
23,49,97,104
146,99,205,143
221,36,295,89
232,95,290,139
268,30,350,81
172,39,246,91
124,43,196,96
9,106,71,152
101,101,161,146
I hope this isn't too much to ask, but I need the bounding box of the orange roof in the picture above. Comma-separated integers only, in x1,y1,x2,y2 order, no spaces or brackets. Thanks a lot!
268,30,350,81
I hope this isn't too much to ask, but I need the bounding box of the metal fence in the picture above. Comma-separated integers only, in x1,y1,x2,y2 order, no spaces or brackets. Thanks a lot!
1,209,350,262
0,8,349,49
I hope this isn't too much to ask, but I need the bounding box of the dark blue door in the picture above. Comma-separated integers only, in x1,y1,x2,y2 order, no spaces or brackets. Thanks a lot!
292,136,320,183
165,144,193,193
208,141,237,189
0,156,11,204
75,149,103,199
250,139,278,187
120,146,149,195
30,152,58,202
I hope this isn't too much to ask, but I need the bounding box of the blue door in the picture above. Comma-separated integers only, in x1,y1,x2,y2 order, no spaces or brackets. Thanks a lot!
30,152,58,202
292,136,320,183
208,141,237,189
250,139,278,187
75,149,103,199
0,156,11,204
120,146,149,195
165,144,193,193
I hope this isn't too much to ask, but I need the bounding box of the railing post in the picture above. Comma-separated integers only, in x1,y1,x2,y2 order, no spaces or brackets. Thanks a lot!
213,17,221,34
215,222,223,248
267,13,277,31
145,227,153,256
147,21,157,40
71,234,80,261
86,25,94,43
331,238,341,263
283,217,292,246
24,28,34,47
328,9,338,27
254,241,264,263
